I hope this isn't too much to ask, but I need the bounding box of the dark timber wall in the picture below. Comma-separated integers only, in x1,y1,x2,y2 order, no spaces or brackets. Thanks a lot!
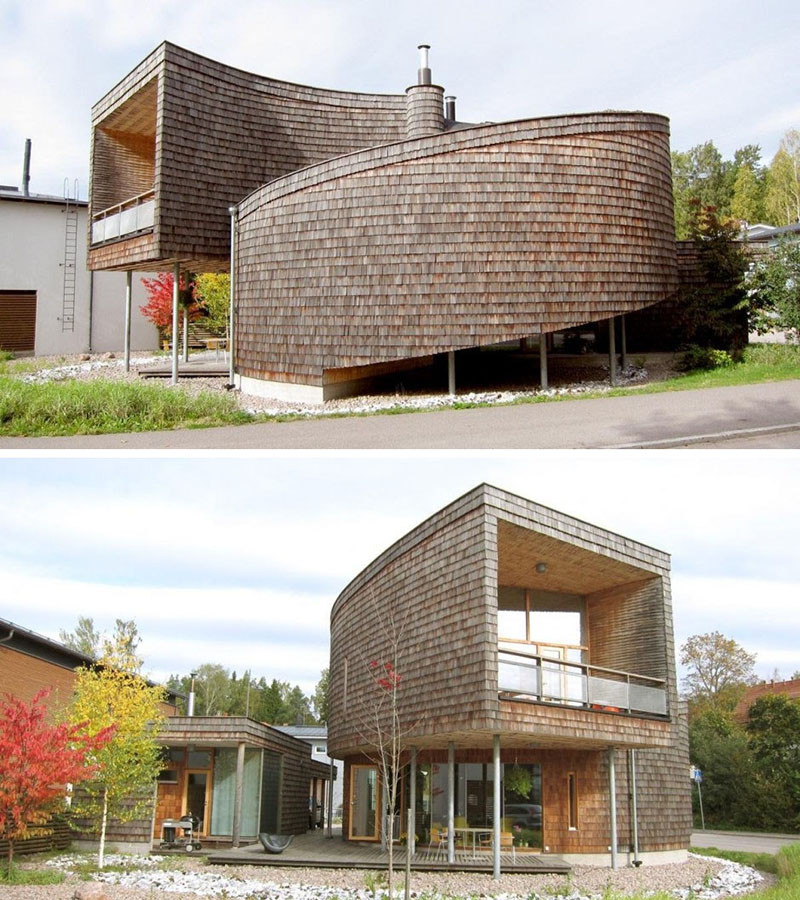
235,113,677,390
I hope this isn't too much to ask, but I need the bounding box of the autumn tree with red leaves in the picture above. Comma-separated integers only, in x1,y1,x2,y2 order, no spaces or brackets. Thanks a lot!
0,690,114,868
139,272,205,336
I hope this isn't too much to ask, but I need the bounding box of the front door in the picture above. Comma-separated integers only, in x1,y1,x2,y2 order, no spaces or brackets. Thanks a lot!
349,764,380,840
184,770,211,835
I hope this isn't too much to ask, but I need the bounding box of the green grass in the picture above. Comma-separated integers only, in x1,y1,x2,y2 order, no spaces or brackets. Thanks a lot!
1,343,798,438
0,377,254,437
0,864,64,885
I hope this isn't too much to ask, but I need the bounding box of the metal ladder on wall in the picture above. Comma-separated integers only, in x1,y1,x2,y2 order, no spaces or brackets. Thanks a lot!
61,178,79,332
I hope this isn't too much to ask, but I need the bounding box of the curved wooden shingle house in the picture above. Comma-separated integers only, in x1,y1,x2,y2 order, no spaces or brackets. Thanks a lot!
327,485,691,869
89,44,679,400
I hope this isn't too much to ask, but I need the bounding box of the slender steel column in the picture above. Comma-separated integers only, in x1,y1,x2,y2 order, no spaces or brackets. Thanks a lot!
539,333,548,389
232,741,246,847
620,313,628,371
123,270,132,372
608,747,618,869
447,742,455,863
608,318,617,387
409,747,417,856
327,760,334,837
630,749,640,864
171,262,180,385
492,734,501,880
447,351,456,396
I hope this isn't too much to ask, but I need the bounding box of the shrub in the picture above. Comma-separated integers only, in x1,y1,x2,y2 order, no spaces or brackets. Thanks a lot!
677,345,736,372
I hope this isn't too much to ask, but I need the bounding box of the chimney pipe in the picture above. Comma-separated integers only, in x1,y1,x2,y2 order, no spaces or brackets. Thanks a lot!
417,44,431,85
187,671,198,716
445,96,457,121
22,139,31,197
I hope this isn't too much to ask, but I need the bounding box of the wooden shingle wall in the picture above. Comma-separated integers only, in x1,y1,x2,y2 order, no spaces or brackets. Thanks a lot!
89,43,407,271
329,485,690,852
236,114,677,387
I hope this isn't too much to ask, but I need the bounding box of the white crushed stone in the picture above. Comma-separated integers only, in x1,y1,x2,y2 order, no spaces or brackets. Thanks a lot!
30,851,765,900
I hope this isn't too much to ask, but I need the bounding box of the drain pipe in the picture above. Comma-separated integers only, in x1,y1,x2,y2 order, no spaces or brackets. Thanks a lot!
0,628,15,645
228,206,238,387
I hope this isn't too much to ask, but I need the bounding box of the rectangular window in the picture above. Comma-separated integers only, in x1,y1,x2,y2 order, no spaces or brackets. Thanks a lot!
568,772,577,830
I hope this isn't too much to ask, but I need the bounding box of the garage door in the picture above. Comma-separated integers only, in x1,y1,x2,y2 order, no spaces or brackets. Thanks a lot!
0,291,36,353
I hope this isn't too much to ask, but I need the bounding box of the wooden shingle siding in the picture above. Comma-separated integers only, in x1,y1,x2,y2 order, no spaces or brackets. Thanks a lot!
0,291,36,353
329,485,690,856
235,115,677,387
89,43,407,272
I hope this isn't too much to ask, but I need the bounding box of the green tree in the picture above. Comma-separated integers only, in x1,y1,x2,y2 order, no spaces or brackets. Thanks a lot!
282,684,313,725
194,273,230,336
765,131,800,226
68,655,166,867
681,631,756,712
678,203,749,351
313,668,330,724
730,164,765,224
689,708,759,828
745,237,800,338
672,141,731,239
59,616,102,657
59,618,141,671
194,663,231,716
747,694,800,830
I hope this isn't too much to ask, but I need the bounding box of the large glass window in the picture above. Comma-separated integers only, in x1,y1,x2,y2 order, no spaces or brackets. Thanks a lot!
350,765,380,840
210,748,262,837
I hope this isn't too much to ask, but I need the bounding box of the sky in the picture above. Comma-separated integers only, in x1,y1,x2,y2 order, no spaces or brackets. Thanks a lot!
1,453,798,695
1,0,799,199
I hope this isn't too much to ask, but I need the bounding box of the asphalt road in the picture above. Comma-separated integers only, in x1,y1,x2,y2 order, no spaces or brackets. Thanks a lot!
691,829,800,854
1,380,799,450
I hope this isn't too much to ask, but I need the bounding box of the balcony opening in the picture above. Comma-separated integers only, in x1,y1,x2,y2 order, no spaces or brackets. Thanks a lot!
496,519,668,717
91,77,157,244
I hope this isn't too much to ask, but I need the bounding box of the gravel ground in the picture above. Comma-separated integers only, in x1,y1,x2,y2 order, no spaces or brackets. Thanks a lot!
1,851,769,900
5,352,678,420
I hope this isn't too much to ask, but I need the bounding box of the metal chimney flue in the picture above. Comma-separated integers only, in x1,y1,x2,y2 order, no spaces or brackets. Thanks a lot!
187,671,198,716
445,96,457,121
22,139,31,197
417,44,431,85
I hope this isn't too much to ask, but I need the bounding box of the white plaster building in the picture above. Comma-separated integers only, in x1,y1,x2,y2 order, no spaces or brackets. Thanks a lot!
0,185,157,356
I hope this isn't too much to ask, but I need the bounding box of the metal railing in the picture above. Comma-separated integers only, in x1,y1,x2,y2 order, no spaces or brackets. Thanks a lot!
91,190,155,244
498,648,668,716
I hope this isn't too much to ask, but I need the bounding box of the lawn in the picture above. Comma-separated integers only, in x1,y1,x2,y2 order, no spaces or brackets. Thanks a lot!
0,344,798,438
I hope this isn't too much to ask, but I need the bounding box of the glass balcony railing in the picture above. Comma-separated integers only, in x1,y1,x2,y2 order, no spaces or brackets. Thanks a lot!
498,648,668,716
91,190,155,244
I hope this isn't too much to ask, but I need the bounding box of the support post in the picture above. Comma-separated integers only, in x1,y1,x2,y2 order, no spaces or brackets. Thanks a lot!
326,760,334,838
405,804,414,900
539,332,548,390
620,313,628,372
182,308,189,363
492,734,501,880
447,741,455,864
123,270,132,372
447,351,456,396
232,741,246,848
608,318,617,387
630,749,640,865
409,746,417,857
608,747,618,869
171,262,180,385
229,206,238,386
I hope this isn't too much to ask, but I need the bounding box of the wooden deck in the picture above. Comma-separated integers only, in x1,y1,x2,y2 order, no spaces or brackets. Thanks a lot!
206,829,570,874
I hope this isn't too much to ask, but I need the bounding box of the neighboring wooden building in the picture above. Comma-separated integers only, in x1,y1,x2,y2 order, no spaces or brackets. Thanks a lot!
0,619,328,852
155,717,331,849
88,43,680,401
327,485,691,868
